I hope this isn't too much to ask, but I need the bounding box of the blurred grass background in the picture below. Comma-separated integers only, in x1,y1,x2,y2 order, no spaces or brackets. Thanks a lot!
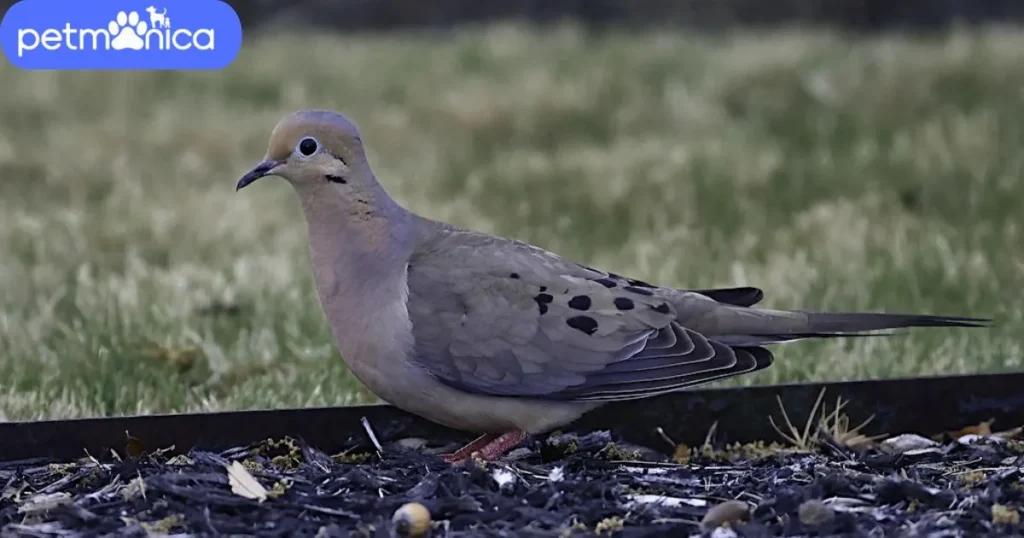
0,24,1021,421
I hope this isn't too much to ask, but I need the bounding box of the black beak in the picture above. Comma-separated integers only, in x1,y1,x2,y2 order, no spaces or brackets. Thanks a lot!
236,160,281,191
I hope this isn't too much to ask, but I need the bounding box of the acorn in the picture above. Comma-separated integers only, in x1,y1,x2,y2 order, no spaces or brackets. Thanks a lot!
392,502,431,537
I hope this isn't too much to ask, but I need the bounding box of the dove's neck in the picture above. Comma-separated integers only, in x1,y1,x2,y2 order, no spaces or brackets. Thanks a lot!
297,181,421,372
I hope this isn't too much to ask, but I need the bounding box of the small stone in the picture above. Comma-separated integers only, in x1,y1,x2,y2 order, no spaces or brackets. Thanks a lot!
314,524,344,538
392,502,431,537
491,468,517,495
880,433,939,454
798,499,836,527
959,433,1004,445
393,438,429,450
700,500,750,531
709,528,738,538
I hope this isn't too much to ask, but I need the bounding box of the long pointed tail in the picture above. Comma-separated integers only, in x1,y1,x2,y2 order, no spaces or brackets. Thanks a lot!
801,311,989,332
700,308,990,347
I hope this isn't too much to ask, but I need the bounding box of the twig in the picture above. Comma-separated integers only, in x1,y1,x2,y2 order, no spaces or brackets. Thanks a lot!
769,387,827,450
655,427,676,449
815,425,855,461
360,416,384,456
702,421,718,449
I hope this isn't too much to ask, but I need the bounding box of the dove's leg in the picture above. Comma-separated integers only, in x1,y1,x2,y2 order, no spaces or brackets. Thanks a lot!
442,429,530,463
442,433,496,463
475,429,530,461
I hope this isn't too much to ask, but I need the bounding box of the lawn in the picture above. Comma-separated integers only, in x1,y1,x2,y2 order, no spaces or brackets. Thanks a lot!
0,23,1021,421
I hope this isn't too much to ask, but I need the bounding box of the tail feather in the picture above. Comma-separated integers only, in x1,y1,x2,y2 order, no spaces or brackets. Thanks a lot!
800,311,990,333
698,308,989,347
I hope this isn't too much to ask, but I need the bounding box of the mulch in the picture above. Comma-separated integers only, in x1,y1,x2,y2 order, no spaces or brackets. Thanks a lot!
2,423,1023,537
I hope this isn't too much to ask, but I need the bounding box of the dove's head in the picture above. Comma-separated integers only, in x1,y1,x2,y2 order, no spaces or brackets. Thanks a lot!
237,109,372,195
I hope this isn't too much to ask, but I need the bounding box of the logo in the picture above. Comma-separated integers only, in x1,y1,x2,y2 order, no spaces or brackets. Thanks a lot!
0,0,242,70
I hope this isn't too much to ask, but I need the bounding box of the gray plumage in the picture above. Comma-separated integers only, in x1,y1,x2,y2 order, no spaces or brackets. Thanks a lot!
237,109,988,461
406,223,982,402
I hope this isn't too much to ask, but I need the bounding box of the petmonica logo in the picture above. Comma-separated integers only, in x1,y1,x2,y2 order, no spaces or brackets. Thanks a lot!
0,0,242,69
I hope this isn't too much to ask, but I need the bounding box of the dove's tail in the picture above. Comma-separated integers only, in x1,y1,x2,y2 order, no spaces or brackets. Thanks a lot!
712,310,990,346
800,311,988,332
689,288,990,347
710,311,989,347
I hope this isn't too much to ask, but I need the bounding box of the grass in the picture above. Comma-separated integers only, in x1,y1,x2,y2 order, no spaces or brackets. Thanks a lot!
0,23,1021,421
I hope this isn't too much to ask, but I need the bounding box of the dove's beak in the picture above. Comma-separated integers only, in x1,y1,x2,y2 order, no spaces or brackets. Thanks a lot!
236,160,282,191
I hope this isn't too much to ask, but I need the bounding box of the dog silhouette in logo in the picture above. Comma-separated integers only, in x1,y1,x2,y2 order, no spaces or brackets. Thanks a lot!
146,6,170,29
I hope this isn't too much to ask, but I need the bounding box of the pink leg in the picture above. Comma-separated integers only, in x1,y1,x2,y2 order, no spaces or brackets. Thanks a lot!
475,429,530,461
442,433,497,463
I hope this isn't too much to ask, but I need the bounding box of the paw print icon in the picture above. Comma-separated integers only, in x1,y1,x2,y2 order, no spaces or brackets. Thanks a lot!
108,11,148,50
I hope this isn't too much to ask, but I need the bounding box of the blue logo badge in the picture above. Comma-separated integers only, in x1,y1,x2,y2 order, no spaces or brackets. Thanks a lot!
0,0,242,70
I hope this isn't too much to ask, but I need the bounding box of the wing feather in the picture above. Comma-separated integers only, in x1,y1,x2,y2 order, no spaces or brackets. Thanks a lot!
406,229,773,402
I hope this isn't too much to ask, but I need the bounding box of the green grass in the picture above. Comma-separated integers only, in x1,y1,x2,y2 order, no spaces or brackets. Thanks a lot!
0,24,1021,421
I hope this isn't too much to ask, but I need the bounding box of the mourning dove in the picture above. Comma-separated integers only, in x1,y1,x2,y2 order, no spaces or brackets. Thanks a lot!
236,110,988,462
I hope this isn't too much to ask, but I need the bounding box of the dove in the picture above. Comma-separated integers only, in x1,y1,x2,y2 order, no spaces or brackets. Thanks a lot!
236,109,989,463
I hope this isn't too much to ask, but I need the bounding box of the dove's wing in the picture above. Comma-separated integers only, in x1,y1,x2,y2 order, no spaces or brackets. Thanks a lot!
406,228,772,403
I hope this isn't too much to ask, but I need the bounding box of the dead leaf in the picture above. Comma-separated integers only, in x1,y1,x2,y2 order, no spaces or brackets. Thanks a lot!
225,460,268,502
949,419,994,438
934,419,997,442
124,432,144,459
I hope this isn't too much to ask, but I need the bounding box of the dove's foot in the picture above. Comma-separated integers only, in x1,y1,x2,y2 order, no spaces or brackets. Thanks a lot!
443,429,530,463
477,429,530,460
442,433,496,463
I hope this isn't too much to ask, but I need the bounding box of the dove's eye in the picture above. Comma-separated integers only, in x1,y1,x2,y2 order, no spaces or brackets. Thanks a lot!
297,137,319,156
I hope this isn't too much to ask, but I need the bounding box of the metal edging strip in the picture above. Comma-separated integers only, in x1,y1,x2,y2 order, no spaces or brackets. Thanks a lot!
2,371,1023,461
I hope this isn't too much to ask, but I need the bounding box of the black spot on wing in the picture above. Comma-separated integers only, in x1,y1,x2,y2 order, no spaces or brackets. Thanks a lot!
510,272,520,279
626,278,654,288
535,293,552,315
567,316,598,335
614,297,634,310
624,286,653,296
568,295,591,310
651,303,671,315
694,287,764,307
594,278,617,288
